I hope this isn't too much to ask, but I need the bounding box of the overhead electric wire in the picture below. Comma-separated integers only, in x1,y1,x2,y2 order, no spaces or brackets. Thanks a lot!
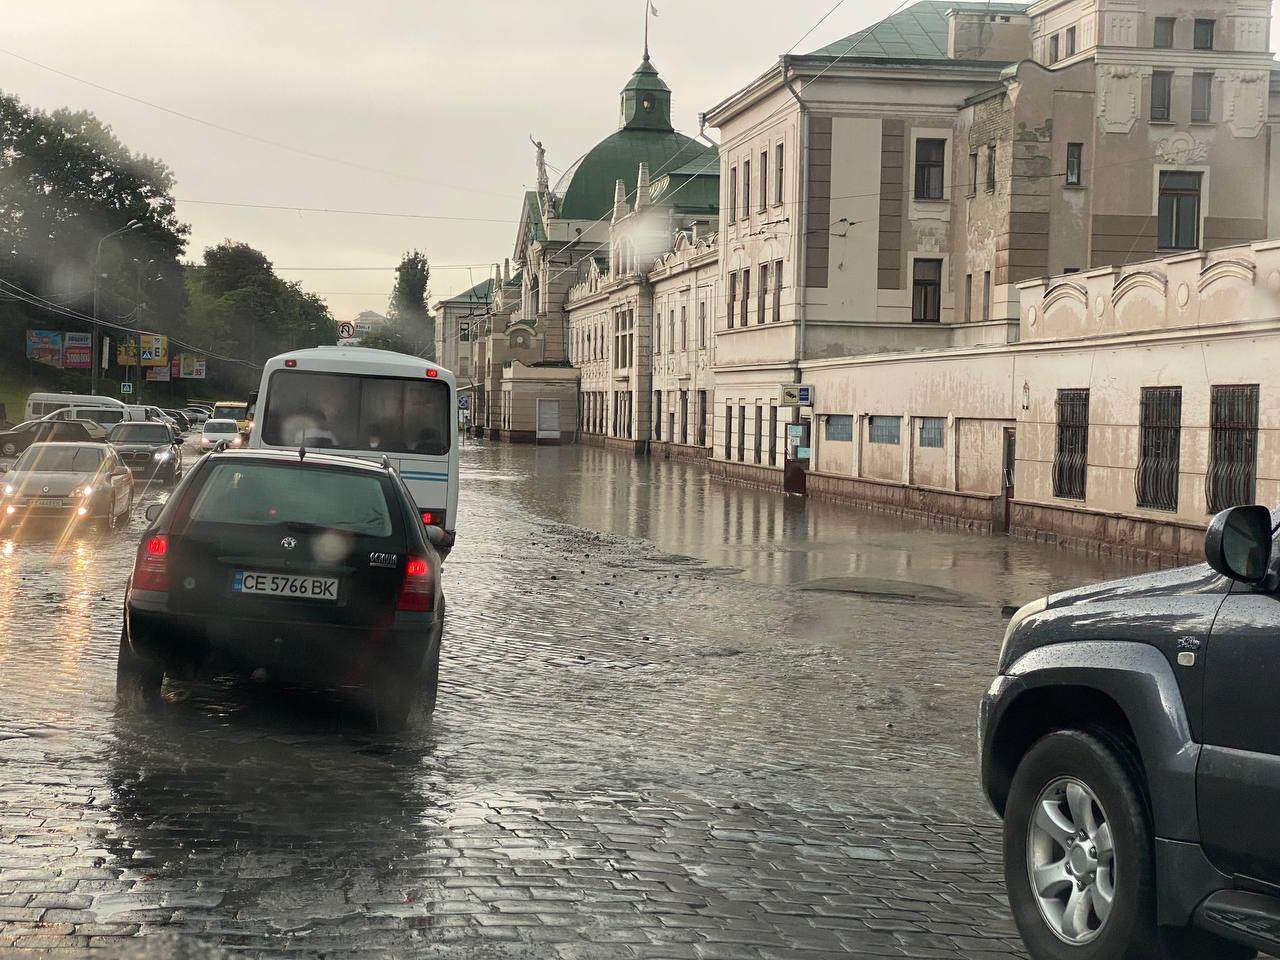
174,197,518,224
0,45,515,202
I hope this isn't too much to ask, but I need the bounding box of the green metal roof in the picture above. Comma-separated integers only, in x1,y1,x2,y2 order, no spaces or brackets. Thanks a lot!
809,1,1027,60
441,277,494,307
556,129,709,221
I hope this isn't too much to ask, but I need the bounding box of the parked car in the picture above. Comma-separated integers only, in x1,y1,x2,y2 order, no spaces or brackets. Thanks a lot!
182,407,210,425
1,442,133,531
108,422,184,484
25,392,132,421
38,412,109,441
118,449,447,729
198,419,243,451
161,409,192,434
980,504,1280,960
0,419,97,457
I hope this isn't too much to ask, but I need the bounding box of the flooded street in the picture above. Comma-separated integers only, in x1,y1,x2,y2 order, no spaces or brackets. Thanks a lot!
0,439,1140,959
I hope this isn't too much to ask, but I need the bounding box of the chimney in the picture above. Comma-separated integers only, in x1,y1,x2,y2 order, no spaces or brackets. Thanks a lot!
634,162,651,210
612,179,629,223
503,258,510,283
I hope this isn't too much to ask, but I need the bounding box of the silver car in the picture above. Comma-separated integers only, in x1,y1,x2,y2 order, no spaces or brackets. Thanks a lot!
0,442,134,532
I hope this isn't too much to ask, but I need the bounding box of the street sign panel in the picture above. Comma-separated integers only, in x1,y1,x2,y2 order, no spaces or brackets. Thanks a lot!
458,395,470,410
120,382,134,395
779,384,814,406
337,321,356,340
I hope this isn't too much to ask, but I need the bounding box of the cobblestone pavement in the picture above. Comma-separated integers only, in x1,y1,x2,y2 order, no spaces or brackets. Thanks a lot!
0,441,1140,959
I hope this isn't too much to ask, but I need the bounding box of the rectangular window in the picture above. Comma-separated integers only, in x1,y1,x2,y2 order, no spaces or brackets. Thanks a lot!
727,272,737,328
654,391,662,441
772,260,783,321
757,265,767,324
1158,171,1202,250
912,259,942,322
1208,385,1259,513
669,310,676,354
1049,33,1060,64
1065,26,1076,57
1154,17,1175,48
680,391,689,445
754,406,763,463
698,391,707,446
728,166,737,223
740,267,750,327
724,403,733,459
654,307,661,354
1151,71,1173,122
759,149,769,210
1066,142,1083,186
775,142,784,206
743,159,751,217
914,138,946,200
983,270,992,321
1194,18,1215,50
680,304,687,349
868,416,901,445
986,144,996,192
1053,388,1090,500
1136,386,1182,511
968,152,978,196
964,273,973,322
768,405,777,465
918,417,946,449
737,405,746,462
698,300,707,346
825,415,854,442
1191,72,1213,122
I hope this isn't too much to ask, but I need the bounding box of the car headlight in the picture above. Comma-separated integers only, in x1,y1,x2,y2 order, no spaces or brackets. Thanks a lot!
2,484,13,497
999,596,1048,667
154,450,171,461
78,485,94,497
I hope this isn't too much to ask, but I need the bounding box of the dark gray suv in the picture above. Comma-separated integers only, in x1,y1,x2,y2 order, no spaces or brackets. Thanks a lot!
981,505,1280,959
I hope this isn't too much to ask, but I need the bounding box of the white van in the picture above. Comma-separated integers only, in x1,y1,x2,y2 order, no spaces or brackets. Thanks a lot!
248,347,458,555
41,405,130,428
25,393,133,421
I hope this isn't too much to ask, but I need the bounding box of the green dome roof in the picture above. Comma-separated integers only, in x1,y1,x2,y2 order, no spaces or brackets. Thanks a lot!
553,56,711,221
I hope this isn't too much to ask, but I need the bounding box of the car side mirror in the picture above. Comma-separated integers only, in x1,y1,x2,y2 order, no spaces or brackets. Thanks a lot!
1205,505,1273,584
424,524,447,549
144,503,163,523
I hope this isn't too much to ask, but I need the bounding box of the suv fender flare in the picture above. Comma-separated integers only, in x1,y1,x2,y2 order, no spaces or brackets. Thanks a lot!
996,640,1199,843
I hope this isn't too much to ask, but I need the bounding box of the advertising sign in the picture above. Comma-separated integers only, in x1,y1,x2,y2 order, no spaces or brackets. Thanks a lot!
145,366,170,382
63,332,91,369
779,384,814,406
191,359,207,379
117,339,138,366
139,334,168,367
171,355,182,379
26,330,63,367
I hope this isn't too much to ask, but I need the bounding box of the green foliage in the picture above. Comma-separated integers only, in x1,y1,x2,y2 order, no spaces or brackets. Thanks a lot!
385,249,433,358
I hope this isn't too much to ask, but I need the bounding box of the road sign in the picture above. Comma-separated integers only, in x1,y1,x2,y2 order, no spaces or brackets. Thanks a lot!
779,384,814,406
121,382,134,395
458,395,470,410
337,321,356,339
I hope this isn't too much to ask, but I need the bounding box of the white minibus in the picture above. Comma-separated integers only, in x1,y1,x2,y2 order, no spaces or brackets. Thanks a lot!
248,347,458,555
25,393,135,421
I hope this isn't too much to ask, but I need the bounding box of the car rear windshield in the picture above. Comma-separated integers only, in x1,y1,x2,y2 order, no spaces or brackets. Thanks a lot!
110,424,172,443
203,420,237,433
186,462,395,537
212,404,246,421
260,370,450,456
16,446,104,473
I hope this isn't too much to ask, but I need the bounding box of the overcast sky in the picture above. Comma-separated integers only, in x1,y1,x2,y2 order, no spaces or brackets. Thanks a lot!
4,2,1278,320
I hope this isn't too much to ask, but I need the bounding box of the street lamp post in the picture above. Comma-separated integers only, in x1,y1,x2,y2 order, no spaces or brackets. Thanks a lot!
91,220,143,395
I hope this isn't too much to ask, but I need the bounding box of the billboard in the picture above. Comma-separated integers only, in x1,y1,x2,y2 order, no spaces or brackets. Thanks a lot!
139,334,168,367
63,332,91,369
117,339,138,366
26,330,63,367
171,355,182,379
191,359,207,379
179,354,207,379
145,366,170,382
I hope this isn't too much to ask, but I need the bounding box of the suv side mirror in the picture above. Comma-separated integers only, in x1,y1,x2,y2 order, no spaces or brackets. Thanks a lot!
1205,505,1273,583
144,503,163,523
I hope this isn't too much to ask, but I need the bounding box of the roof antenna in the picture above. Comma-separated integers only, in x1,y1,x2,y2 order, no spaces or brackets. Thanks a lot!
298,446,306,462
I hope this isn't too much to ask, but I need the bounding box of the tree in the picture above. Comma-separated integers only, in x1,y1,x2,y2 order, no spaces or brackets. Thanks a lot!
387,249,433,358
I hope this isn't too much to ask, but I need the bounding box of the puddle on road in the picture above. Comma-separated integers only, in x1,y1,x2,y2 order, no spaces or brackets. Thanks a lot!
793,577,973,605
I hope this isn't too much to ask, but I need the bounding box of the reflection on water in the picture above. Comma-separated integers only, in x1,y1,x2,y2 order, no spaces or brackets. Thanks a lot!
461,441,1140,605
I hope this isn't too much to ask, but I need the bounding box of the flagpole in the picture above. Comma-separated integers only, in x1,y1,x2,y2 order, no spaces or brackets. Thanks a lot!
643,0,649,59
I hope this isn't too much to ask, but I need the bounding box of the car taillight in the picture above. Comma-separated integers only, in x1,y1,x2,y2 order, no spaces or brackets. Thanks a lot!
420,509,446,527
397,556,433,612
133,534,169,592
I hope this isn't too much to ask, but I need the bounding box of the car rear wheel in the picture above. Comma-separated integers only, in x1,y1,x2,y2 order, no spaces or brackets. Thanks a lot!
116,629,163,710
1,441,15,456
1005,729,1252,960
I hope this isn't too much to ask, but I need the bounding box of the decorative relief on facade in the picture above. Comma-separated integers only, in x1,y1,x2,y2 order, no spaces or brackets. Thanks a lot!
1105,14,1136,46
1094,295,1106,316
1269,269,1280,293
1154,132,1209,165
1222,71,1268,139
1176,282,1191,308
1042,281,1088,313
1097,66,1141,134
1234,17,1267,53
1197,258,1256,293
1111,270,1166,306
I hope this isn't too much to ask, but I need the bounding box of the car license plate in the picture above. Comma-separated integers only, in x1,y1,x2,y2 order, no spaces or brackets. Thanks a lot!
232,571,339,601
35,498,64,507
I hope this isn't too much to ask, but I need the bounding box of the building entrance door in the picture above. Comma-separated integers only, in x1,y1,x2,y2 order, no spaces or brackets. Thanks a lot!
1002,427,1016,532
536,399,561,441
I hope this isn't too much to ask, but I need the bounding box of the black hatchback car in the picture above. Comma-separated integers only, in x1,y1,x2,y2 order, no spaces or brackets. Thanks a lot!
981,504,1280,960
118,448,446,729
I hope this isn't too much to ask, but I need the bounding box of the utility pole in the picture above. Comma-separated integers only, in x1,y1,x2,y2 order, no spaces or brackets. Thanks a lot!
91,220,142,395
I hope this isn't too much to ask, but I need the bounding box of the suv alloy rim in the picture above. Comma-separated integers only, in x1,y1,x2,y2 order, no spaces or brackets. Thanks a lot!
1026,776,1115,944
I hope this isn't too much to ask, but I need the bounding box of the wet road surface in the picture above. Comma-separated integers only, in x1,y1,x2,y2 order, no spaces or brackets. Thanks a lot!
0,440,1141,958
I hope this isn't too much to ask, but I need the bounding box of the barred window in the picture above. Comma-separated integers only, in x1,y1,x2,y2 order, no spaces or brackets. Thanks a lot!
825,415,854,442
1136,387,1181,511
1053,388,1089,500
869,416,900,445
1207,384,1259,513
918,417,946,449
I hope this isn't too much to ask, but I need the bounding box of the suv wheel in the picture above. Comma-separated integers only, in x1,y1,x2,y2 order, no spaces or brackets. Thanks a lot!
1005,730,1253,960
1,441,15,456
115,629,163,710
